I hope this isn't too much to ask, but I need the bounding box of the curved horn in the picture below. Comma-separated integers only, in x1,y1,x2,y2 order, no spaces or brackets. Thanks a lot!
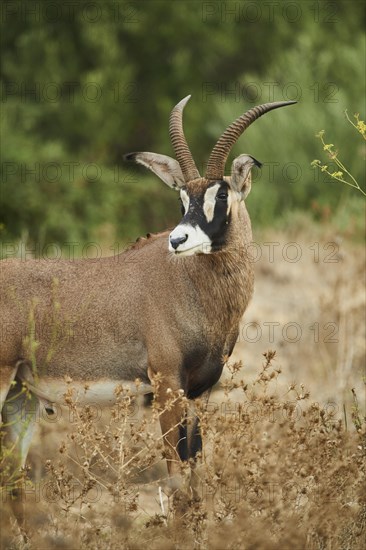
169,95,200,183
205,101,297,180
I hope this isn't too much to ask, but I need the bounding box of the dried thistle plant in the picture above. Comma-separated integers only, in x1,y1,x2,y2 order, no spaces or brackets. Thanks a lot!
1,351,365,550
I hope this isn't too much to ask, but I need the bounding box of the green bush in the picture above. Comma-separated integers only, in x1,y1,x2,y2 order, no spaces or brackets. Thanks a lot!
1,0,365,251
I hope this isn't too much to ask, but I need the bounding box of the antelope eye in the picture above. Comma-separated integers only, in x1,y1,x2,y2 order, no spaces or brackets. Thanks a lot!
216,192,228,201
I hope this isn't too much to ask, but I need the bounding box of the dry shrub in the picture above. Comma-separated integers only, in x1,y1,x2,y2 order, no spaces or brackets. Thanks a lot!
1,223,365,549
1,351,364,550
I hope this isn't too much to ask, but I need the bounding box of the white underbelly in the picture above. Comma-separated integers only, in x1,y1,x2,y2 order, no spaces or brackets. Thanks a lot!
18,373,153,406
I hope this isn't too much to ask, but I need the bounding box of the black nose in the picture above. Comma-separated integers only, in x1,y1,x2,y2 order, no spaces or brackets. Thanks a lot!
170,234,188,250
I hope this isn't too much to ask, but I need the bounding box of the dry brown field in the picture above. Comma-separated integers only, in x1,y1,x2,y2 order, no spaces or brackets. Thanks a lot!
1,218,365,550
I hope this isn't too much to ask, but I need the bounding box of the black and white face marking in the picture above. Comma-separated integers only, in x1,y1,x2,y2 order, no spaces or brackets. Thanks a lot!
169,181,234,256
180,189,190,214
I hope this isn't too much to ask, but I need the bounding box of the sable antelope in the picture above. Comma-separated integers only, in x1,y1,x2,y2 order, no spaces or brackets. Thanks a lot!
0,96,295,530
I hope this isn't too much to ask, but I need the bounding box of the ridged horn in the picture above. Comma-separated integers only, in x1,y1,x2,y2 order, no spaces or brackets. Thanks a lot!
205,101,297,180
169,95,200,183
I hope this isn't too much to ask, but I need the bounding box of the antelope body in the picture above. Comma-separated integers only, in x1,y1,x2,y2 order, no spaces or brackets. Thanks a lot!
0,96,295,529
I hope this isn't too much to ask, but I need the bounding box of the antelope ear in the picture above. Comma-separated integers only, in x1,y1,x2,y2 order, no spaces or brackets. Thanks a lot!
230,154,262,199
124,152,185,189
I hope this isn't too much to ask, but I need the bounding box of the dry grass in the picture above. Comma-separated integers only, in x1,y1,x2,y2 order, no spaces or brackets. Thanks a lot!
1,220,365,550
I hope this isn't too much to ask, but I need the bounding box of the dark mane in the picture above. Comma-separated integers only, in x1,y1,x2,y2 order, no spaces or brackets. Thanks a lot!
124,230,170,253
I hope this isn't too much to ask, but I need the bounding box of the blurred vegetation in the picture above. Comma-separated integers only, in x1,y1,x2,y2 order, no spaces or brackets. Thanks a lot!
312,112,366,197
0,0,365,252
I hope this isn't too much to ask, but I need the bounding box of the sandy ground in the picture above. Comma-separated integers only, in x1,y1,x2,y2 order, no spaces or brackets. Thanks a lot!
228,226,365,408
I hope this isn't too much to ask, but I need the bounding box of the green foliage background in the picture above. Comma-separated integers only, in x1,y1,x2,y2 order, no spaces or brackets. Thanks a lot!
1,0,365,251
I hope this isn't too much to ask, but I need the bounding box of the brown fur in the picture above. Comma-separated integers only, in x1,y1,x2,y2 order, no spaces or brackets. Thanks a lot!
0,200,252,385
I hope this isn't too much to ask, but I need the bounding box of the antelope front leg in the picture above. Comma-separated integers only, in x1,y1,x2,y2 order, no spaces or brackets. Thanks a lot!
148,368,189,509
158,397,193,515
185,390,212,502
155,383,187,489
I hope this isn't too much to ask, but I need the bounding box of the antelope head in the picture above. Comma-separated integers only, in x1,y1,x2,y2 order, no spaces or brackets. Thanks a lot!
125,96,296,256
